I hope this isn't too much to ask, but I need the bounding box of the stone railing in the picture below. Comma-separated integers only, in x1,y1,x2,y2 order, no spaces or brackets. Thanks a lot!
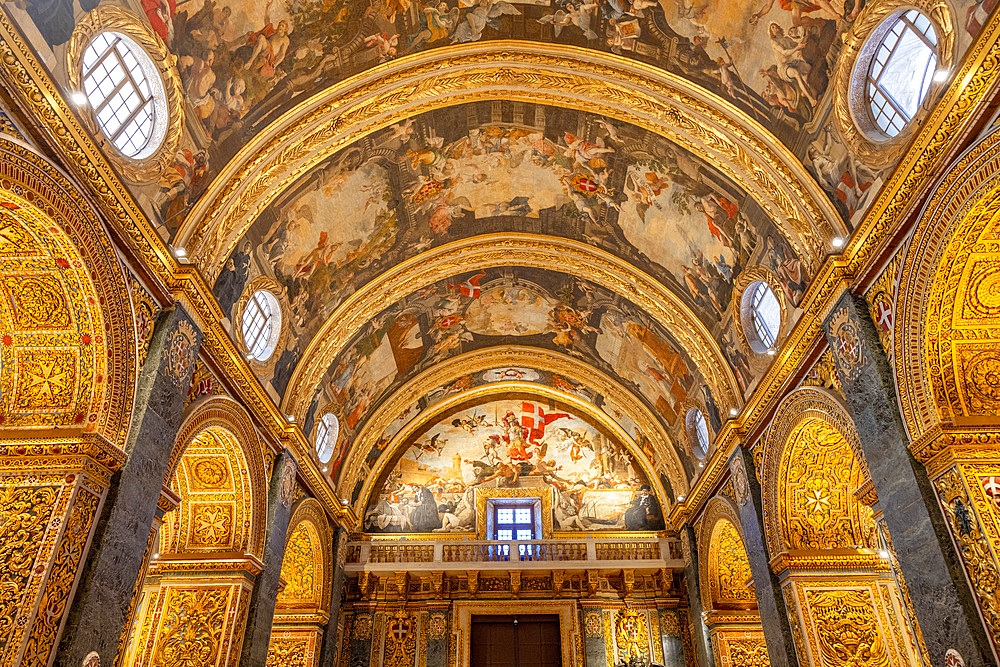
343,536,682,572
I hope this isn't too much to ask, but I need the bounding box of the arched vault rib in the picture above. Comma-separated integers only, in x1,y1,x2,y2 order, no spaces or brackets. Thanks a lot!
177,41,843,280
282,233,742,421
337,346,690,509
351,380,673,525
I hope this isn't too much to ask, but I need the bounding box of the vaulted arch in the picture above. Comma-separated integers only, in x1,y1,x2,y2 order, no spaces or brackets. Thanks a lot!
896,127,1000,444
0,138,136,447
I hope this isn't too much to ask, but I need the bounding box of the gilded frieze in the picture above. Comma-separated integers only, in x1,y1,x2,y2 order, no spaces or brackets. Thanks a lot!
151,587,230,667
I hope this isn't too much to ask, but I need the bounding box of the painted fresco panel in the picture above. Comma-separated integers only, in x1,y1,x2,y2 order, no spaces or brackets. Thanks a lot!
362,398,666,533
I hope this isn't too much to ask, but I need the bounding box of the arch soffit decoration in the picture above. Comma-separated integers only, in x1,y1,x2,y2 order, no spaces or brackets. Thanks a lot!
277,497,334,613
697,495,756,612
283,234,743,423
166,395,269,560
353,381,672,522
895,126,1000,444
0,137,136,448
177,42,843,278
760,386,872,557
337,345,690,505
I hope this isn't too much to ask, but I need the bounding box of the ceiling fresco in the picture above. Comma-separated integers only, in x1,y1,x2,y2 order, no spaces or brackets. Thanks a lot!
334,359,690,507
13,0,988,242
362,397,665,534
211,102,799,401
304,266,712,491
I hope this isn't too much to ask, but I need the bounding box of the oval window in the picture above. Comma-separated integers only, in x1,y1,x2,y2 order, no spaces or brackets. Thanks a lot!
316,413,339,464
81,31,168,158
744,281,781,353
240,290,281,361
686,408,710,460
860,10,939,138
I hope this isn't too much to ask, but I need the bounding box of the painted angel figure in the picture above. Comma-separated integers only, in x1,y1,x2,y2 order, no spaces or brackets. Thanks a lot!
452,0,522,43
537,2,599,40
410,2,461,49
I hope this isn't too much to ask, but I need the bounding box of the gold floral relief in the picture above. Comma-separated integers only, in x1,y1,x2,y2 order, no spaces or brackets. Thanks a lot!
265,635,311,667
779,419,877,551
151,587,231,667
189,503,235,548
724,635,769,667
0,485,60,654
275,523,321,607
711,520,755,608
805,589,890,667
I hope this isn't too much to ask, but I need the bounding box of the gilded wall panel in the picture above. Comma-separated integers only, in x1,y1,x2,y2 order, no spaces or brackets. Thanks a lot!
266,629,320,667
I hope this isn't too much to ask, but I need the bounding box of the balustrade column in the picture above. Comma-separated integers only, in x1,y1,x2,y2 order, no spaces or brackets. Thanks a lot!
727,446,799,667
238,449,298,667
681,525,715,667
57,307,203,667
823,292,992,664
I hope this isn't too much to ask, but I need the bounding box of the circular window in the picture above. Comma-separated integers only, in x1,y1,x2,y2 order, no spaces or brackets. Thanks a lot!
81,31,167,158
686,408,710,460
742,281,781,353
859,10,939,139
316,413,339,464
240,290,281,361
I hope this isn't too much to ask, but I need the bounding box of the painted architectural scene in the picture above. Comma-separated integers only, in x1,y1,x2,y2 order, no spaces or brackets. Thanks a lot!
211,102,802,400
362,398,666,533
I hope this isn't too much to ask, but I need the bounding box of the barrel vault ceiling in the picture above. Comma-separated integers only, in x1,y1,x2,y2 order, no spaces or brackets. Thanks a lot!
3,0,988,522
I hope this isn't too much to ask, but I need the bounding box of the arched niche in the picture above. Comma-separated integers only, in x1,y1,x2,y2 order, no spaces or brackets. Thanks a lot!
0,137,136,448
696,497,768,666
896,126,1000,448
124,397,269,667
266,498,334,667
759,387,923,667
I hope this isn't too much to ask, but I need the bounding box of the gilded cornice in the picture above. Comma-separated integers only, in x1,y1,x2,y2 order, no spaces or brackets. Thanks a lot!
283,234,741,421
336,346,689,509
350,381,671,526
769,550,892,575
176,41,843,278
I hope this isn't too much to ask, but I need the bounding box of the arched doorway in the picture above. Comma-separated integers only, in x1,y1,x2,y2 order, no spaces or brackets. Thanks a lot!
698,498,769,666
265,498,334,667
761,388,924,666
123,398,267,667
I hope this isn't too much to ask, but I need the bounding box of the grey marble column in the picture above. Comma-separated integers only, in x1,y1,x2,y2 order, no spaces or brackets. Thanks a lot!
823,292,992,665
56,306,203,667
681,525,715,667
238,449,299,667
657,608,687,667
318,527,348,666
727,446,799,667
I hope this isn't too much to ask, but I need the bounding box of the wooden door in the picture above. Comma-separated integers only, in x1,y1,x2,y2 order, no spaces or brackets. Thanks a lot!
471,615,561,667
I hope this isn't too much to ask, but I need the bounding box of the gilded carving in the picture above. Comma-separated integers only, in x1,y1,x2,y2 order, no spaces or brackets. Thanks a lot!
265,637,308,667
779,419,876,551
806,589,890,667
275,523,321,607
165,321,198,387
384,611,417,667
152,587,229,667
614,609,648,660
0,486,59,649
827,307,869,385
726,638,769,666
20,489,99,667
865,250,903,359
935,467,1000,647
712,522,755,606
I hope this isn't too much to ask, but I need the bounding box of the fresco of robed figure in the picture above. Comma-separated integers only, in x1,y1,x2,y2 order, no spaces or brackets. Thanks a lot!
363,398,666,534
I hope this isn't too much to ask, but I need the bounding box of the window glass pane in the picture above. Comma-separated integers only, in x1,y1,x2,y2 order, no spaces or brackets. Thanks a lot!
514,508,532,524
516,529,532,541
865,12,938,138
497,508,513,524
750,282,780,349
497,529,512,541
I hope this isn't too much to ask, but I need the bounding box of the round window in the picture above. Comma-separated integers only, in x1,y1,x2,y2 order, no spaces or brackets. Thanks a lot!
316,413,339,464
240,290,281,361
81,31,168,158
686,408,710,460
858,10,939,139
742,281,781,353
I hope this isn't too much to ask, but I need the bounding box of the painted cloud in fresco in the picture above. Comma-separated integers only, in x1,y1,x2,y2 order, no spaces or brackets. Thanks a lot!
363,398,665,533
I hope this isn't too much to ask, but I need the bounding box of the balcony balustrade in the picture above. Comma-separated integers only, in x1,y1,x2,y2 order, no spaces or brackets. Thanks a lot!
343,536,683,573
